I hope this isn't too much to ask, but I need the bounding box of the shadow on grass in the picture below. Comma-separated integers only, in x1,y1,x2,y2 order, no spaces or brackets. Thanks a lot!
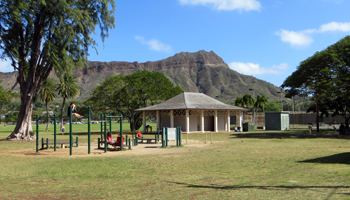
168,181,350,197
299,152,350,165
229,132,348,139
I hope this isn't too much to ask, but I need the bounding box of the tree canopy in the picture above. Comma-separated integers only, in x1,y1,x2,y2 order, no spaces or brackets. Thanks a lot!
87,70,184,131
0,0,115,139
282,36,350,130
254,95,268,112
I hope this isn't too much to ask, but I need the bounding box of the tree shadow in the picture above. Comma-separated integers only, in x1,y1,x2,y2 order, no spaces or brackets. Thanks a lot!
229,132,348,139
299,152,350,165
167,181,350,198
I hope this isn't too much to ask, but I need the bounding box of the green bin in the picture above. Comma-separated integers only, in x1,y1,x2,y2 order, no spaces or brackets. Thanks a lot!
243,122,255,132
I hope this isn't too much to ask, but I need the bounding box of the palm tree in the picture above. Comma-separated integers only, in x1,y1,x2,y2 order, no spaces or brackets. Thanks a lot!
242,94,255,108
234,97,244,107
254,95,268,112
56,73,80,127
39,78,56,131
241,94,256,123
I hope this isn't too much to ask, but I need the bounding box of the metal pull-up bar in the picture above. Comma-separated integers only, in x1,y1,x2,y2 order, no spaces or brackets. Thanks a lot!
104,115,123,118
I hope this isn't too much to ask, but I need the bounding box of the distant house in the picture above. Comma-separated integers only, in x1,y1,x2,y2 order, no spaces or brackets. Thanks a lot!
136,92,247,133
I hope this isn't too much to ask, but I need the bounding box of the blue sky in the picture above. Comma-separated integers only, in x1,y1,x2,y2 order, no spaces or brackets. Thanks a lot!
1,0,350,87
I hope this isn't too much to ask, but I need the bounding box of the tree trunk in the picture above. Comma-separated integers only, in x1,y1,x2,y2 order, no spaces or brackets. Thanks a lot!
6,94,35,140
60,98,66,129
45,101,49,131
0,103,5,116
316,97,319,133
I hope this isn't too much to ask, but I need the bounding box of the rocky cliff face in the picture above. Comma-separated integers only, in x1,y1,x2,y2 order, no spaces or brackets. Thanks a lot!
0,50,282,103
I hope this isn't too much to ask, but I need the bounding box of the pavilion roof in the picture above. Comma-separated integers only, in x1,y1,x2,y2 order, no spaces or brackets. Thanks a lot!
136,92,248,112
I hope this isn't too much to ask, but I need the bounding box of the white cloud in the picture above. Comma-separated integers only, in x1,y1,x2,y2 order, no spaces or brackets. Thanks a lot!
319,22,350,32
272,63,288,70
179,0,261,11
135,36,173,53
277,21,350,47
0,60,14,72
276,29,313,47
228,62,288,75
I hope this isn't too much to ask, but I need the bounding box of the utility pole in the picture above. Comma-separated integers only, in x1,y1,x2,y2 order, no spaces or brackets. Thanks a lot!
249,88,255,127
277,89,283,111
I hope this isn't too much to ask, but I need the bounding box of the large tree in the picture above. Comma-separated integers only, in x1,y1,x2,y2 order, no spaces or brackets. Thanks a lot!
0,0,115,139
282,36,350,132
87,70,184,131
282,50,333,132
38,78,56,131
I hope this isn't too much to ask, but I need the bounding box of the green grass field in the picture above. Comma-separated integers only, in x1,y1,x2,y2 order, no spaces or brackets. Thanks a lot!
1,124,350,199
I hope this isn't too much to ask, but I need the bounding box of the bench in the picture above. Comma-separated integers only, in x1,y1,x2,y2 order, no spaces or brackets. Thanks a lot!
97,138,130,150
137,136,160,144
41,137,78,149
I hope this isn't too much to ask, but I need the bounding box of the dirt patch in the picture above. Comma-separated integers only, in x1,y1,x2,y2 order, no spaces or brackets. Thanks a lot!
0,140,216,158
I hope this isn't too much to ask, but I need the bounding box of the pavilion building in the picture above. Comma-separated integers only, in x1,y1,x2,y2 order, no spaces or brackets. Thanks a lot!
136,92,247,133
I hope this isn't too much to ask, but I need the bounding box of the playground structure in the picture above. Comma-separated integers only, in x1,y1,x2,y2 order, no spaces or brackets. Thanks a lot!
97,113,132,152
36,106,92,155
35,107,183,155
36,106,131,155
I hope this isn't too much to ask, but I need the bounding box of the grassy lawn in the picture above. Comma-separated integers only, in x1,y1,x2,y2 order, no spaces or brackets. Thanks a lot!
1,125,350,199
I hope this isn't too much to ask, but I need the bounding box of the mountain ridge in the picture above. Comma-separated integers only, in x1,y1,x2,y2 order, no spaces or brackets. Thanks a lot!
0,50,282,104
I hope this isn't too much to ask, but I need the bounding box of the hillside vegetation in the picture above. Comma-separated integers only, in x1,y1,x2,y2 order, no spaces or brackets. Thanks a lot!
0,50,283,104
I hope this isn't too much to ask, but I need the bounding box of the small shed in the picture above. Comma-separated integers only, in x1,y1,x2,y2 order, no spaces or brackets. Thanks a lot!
265,112,290,131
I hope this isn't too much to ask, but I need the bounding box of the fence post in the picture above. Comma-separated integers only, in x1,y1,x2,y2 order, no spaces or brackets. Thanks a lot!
176,127,179,146
54,114,57,151
36,114,39,153
88,106,91,154
100,113,103,140
157,127,159,144
179,126,182,146
120,114,123,151
162,127,165,147
104,114,107,153
132,114,134,146
165,127,168,147
69,106,73,155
